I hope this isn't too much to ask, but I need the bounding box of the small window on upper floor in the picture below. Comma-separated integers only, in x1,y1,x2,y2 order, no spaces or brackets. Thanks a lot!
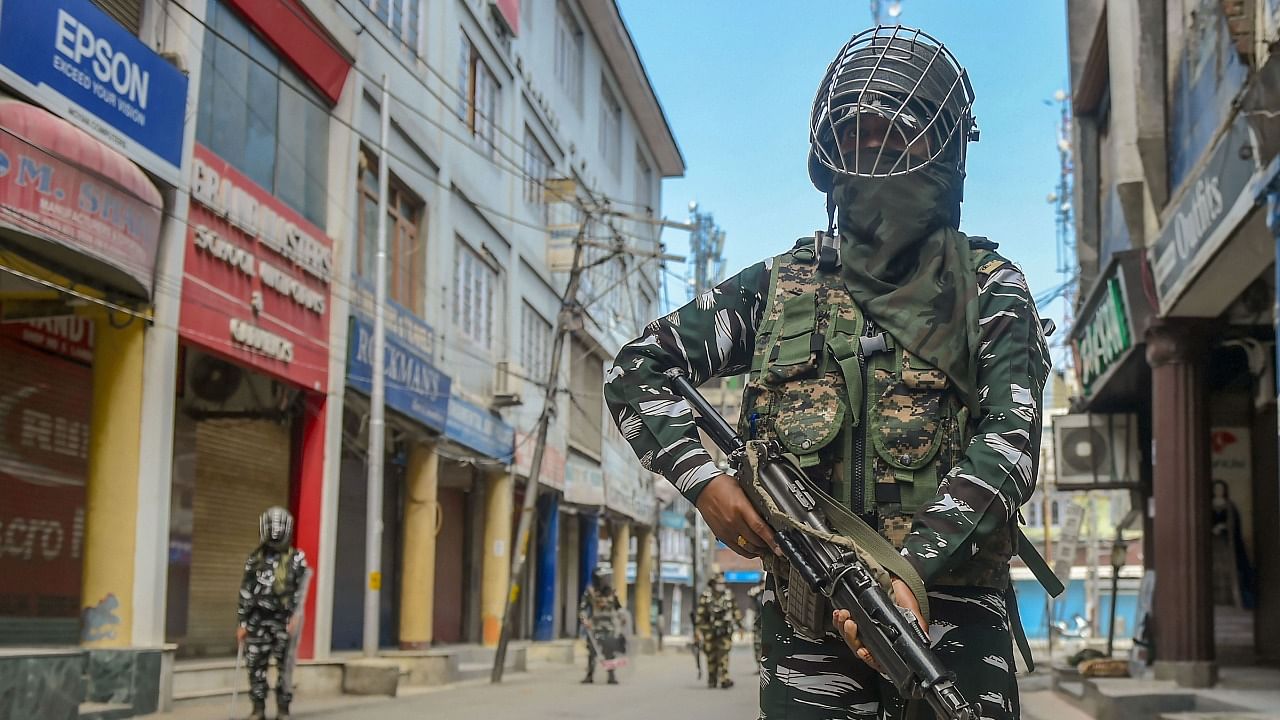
458,33,501,158
523,127,553,224
554,2,584,110
365,0,423,54
599,81,622,175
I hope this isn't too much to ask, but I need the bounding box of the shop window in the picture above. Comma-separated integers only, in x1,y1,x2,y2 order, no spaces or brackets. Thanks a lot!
554,2,584,110
523,127,552,224
196,0,330,227
364,0,422,52
599,81,622,175
520,301,552,381
457,34,501,157
357,150,426,315
454,239,498,348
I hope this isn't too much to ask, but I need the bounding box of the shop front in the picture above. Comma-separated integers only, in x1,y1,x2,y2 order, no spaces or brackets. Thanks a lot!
166,145,333,659
1145,109,1280,684
0,0,190,715
333,277,450,650
445,393,515,646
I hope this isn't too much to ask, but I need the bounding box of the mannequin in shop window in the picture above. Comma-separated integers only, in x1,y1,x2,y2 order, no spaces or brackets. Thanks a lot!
1210,480,1255,610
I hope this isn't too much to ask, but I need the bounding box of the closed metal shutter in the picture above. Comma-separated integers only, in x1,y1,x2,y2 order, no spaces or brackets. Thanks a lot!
91,0,143,33
184,419,290,657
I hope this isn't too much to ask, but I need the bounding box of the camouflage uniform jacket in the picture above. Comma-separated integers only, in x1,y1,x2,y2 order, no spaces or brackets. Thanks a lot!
238,545,308,625
696,588,742,639
604,237,1050,587
579,586,622,635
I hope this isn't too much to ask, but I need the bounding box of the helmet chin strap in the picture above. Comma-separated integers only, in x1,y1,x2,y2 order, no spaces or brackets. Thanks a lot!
826,191,837,237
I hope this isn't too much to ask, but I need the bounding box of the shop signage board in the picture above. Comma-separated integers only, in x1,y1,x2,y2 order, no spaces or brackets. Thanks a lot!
0,0,189,185
0,101,163,298
1150,116,1259,312
444,392,514,462
346,316,449,433
660,561,691,584
1074,274,1133,395
349,274,435,357
0,314,92,363
564,452,604,505
180,145,332,391
515,428,566,490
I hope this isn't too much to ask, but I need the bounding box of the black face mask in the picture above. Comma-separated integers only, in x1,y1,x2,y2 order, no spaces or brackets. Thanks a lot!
834,149,961,248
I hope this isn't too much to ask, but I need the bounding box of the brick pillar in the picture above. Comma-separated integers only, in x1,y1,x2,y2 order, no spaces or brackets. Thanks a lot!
1146,321,1216,687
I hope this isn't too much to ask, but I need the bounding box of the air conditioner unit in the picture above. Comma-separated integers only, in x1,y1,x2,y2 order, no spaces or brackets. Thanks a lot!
1051,413,1141,490
184,350,291,417
493,360,524,407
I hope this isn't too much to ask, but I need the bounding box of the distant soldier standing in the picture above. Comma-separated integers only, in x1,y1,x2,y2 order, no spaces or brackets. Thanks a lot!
579,567,624,685
695,572,742,689
236,507,309,720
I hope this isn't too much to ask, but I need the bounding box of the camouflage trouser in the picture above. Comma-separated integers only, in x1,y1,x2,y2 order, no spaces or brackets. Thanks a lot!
585,626,620,678
759,585,1018,719
753,611,763,670
704,634,733,686
244,610,294,705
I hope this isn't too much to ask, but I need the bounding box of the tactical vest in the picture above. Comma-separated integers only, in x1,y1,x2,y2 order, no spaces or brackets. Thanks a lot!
739,234,1015,590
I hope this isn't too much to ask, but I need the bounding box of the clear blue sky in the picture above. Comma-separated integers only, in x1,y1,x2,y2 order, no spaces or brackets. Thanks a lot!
618,1,1072,357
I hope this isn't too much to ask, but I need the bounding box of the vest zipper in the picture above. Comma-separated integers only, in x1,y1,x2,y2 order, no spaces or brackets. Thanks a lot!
853,318,876,515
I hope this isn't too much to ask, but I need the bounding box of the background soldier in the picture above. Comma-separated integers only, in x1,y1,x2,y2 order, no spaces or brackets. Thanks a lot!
579,567,624,685
604,24,1051,719
235,507,309,720
695,572,742,689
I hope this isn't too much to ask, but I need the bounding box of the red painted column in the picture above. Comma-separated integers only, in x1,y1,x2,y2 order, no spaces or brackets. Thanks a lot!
1145,321,1216,687
294,393,327,660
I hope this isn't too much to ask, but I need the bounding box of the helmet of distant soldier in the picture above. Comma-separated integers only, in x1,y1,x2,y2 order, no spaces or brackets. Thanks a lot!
259,506,294,550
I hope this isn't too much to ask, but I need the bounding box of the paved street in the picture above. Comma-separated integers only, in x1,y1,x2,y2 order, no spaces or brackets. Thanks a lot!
323,647,760,720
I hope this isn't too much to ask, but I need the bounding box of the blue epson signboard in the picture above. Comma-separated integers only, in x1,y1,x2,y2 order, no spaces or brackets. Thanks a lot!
445,393,514,462
0,0,189,184
347,316,450,433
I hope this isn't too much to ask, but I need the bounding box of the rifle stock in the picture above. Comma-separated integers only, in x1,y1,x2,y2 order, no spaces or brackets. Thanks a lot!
665,369,979,720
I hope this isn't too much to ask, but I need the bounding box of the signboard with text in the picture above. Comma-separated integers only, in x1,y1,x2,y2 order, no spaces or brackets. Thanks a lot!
179,145,332,391
444,393,514,462
0,102,162,298
346,315,449,432
0,0,189,185
1073,274,1132,395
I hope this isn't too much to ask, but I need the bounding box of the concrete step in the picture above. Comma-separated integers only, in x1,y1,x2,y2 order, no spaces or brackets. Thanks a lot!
78,702,133,720
171,660,344,705
1022,690,1095,720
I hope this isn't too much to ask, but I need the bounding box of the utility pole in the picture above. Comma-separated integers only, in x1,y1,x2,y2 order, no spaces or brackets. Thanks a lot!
491,216,591,683
362,74,390,657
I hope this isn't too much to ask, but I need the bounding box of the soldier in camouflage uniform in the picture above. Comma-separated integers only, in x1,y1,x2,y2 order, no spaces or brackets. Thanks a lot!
604,25,1051,719
696,572,743,689
579,567,624,685
236,507,309,720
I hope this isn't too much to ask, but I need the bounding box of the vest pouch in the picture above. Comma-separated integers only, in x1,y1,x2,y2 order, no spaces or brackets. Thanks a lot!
870,353,949,511
771,379,846,463
764,293,820,383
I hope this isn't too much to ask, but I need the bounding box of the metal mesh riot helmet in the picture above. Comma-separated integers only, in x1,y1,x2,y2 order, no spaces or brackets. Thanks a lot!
809,25,978,192
592,566,613,590
259,506,294,549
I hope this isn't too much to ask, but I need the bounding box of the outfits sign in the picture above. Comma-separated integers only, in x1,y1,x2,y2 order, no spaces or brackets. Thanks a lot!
0,0,189,185
180,145,332,391
1150,116,1258,311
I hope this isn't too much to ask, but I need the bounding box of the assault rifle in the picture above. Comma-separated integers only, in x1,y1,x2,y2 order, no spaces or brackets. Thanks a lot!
690,610,702,678
667,369,979,720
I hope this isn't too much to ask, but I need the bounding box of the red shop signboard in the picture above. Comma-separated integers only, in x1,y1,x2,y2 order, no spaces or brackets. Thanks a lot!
179,145,332,391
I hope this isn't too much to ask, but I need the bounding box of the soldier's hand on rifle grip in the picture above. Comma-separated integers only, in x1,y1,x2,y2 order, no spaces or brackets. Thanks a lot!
695,474,782,559
832,577,928,672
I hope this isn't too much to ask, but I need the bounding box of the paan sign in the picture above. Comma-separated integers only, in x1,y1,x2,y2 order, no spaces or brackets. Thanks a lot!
1074,274,1133,395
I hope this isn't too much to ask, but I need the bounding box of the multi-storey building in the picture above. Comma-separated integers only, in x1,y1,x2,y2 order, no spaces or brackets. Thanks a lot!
0,0,682,715
1064,0,1280,689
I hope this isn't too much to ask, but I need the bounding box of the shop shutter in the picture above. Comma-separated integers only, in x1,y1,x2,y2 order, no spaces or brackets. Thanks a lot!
91,0,144,33
0,335,91,646
184,419,290,657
